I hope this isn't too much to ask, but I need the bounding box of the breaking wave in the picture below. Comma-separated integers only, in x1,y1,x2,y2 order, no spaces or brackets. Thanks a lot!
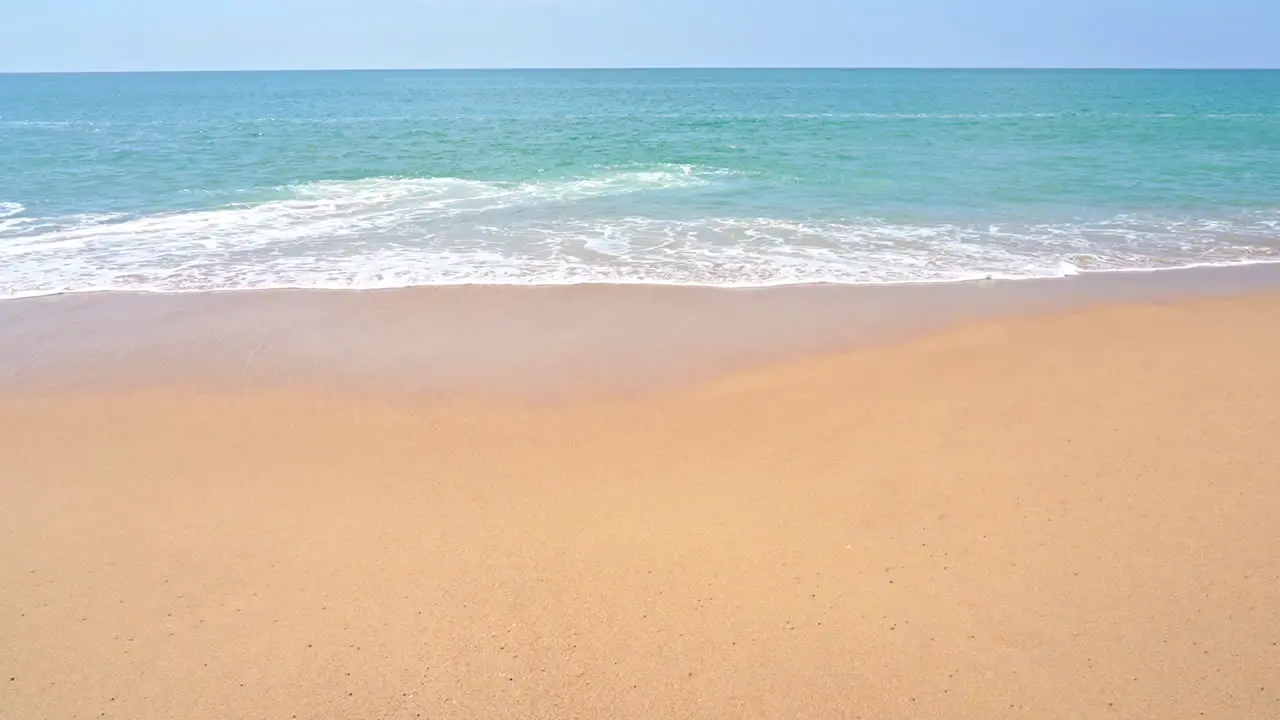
2,171,1278,299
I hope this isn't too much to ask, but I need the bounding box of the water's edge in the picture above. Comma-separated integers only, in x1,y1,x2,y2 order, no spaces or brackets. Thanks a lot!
3,262,1278,399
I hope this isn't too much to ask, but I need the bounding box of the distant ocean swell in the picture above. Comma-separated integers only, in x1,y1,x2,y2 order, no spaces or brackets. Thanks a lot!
2,112,1272,128
2,168,1279,300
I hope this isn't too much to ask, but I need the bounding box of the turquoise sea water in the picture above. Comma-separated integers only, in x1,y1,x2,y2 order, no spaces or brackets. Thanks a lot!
2,69,1278,297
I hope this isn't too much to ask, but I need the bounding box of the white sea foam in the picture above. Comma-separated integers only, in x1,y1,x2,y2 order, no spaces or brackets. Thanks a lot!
2,174,1278,299
0,202,29,235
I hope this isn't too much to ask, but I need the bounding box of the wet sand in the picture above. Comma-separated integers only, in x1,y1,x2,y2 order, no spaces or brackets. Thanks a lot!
2,279,1280,719
4,262,1280,398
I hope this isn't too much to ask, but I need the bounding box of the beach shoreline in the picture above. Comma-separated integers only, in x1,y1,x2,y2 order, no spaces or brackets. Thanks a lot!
4,260,1280,400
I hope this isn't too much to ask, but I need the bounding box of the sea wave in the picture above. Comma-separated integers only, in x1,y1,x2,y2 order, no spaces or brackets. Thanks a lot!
0,202,27,235
0,168,718,255
1,174,1278,299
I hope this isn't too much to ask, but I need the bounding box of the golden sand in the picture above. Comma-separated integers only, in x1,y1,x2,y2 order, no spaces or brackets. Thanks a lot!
2,294,1279,719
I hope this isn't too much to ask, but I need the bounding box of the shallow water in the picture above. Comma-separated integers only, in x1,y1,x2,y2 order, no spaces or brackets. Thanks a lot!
2,69,1279,297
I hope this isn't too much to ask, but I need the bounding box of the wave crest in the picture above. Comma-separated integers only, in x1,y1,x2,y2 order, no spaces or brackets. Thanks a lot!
2,172,1278,299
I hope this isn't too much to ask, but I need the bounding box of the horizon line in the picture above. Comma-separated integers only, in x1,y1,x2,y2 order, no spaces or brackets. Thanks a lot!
3,65,1279,76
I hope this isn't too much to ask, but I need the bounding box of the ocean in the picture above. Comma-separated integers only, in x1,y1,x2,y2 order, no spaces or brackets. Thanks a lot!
1,69,1278,298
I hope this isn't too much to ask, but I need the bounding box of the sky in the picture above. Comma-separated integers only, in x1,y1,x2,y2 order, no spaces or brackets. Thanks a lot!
1,0,1277,73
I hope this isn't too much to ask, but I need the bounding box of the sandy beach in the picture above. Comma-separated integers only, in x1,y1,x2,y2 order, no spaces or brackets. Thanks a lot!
2,282,1279,719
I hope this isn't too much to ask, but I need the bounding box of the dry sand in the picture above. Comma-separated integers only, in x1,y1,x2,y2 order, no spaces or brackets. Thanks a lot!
2,290,1279,719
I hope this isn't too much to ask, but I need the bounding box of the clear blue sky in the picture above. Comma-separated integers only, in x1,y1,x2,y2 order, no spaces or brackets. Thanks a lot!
2,0,1277,72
